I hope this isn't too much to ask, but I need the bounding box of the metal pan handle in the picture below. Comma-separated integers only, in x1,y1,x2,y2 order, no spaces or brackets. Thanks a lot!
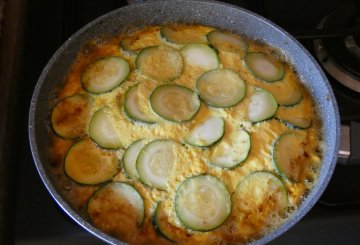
338,121,360,165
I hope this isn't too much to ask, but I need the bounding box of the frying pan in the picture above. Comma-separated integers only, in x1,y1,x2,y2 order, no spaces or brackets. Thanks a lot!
28,0,340,244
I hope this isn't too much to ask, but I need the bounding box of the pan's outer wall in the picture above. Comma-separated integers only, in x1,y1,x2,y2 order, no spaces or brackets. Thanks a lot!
29,1,340,244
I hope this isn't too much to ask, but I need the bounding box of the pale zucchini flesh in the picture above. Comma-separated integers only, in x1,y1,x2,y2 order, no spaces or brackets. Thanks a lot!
136,139,176,190
196,69,246,108
89,107,122,149
210,128,251,169
233,171,288,215
186,116,224,147
181,44,219,71
256,80,302,107
207,30,248,53
278,117,312,129
175,175,231,231
136,45,183,82
152,202,188,242
124,84,157,123
276,103,312,129
274,84,302,106
64,139,118,185
245,52,284,82
247,88,278,122
152,202,173,241
122,140,146,181
88,182,144,242
82,56,130,94
150,84,200,122
51,94,90,139
161,25,208,44
120,26,162,52
272,133,308,182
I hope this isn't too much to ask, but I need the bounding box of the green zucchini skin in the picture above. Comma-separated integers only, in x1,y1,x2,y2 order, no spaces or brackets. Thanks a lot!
276,118,312,130
247,88,278,123
152,202,188,242
278,92,303,107
206,30,248,53
135,45,184,82
81,56,130,94
122,139,147,181
88,107,122,150
232,171,288,215
151,202,173,241
196,69,246,108
185,116,225,147
174,175,231,232
272,133,308,182
210,129,251,169
123,84,157,124
64,139,119,185
87,182,145,231
150,84,201,123
181,44,219,71
245,52,285,83
160,25,208,44
51,94,91,140
136,139,177,190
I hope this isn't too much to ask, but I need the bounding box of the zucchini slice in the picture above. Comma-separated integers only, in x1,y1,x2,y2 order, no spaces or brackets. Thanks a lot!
136,139,176,190
82,56,130,93
152,202,188,242
175,175,231,231
88,182,144,241
186,116,224,147
64,139,118,185
89,107,122,149
51,94,90,139
273,84,302,106
120,26,162,53
272,133,308,182
122,139,146,181
196,69,246,108
150,84,200,122
207,30,248,53
245,52,284,82
124,84,157,123
210,128,250,169
161,25,208,44
233,171,288,215
278,117,312,130
276,103,312,129
181,44,219,71
247,88,278,122
136,45,183,82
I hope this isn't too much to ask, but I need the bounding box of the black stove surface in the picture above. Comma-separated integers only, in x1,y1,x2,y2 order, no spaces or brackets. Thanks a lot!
15,0,360,244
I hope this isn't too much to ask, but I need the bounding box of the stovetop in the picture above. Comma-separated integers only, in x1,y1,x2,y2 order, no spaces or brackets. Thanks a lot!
12,0,360,244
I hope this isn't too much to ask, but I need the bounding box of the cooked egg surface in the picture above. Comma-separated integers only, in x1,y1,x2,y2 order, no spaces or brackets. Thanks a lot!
49,24,323,245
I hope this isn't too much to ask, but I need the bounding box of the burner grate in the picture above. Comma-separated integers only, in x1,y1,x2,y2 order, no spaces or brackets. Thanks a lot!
314,1,360,93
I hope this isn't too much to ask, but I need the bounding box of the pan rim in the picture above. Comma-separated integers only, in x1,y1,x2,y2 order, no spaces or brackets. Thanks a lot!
28,1,340,244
